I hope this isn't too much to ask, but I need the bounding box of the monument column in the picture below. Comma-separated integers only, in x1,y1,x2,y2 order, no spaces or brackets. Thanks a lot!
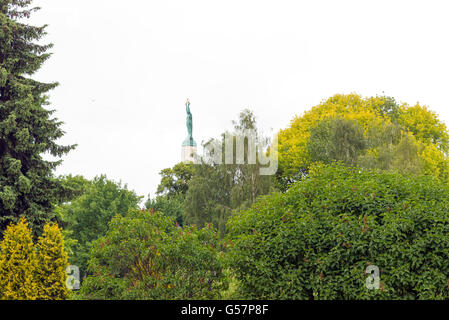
181,99,197,162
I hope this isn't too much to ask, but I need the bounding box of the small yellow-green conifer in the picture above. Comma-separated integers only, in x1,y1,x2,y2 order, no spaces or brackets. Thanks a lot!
0,217,39,300
35,223,70,300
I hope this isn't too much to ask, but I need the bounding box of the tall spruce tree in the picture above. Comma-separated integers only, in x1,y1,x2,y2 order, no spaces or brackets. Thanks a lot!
0,1,75,236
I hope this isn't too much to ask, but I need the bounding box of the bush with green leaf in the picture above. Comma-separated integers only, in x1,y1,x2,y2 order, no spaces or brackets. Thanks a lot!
226,164,449,299
78,209,228,300
56,175,141,278
145,193,185,226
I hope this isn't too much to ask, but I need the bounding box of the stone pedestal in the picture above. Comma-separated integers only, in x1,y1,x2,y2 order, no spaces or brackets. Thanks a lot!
181,145,197,163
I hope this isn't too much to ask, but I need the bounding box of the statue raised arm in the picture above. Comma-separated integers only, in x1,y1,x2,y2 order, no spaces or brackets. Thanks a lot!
186,99,192,137
183,98,196,147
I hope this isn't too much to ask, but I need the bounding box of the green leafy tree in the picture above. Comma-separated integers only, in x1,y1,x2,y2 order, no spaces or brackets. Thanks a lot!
57,175,141,278
359,129,424,174
226,164,449,299
78,209,228,300
184,109,275,235
230,109,275,207
53,175,91,257
155,162,194,197
145,162,194,226
184,161,235,235
375,95,400,121
307,117,426,176
307,118,367,166
56,174,91,205
0,0,75,236
145,193,185,226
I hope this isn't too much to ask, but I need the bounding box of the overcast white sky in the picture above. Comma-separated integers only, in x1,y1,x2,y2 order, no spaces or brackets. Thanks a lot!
29,0,449,203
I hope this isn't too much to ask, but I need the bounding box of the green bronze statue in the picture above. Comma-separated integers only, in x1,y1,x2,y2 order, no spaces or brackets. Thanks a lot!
183,99,197,147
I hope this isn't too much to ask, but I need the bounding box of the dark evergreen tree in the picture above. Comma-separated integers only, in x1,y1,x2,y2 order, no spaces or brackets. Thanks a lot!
0,0,75,236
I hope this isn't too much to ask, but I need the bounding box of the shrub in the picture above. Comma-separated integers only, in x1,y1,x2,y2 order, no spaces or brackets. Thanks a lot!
79,209,228,299
226,164,449,299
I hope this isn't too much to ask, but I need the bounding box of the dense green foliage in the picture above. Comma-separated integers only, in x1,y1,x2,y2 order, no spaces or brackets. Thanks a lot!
226,165,449,299
78,209,228,300
155,162,194,197
146,193,185,226
307,117,427,176
184,162,236,235
56,175,141,278
0,0,75,236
